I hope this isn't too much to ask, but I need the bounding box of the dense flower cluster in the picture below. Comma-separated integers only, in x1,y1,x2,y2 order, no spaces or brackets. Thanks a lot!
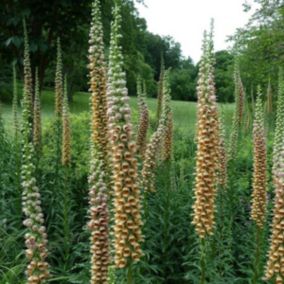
235,68,245,129
55,38,63,118
136,78,149,158
107,3,143,268
61,77,71,166
192,31,220,238
21,23,49,283
272,68,284,179
23,20,33,138
88,151,109,284
266,79,273,114
163,110,173,161
156,56,165,121
142,70,171,191
33,69,42,152
87,2,110,282
217,114,227,188
264,141,284,283
251,88,267,228
12,63,19,142
88,0,108,165
21,144,49,283
228,63,245,159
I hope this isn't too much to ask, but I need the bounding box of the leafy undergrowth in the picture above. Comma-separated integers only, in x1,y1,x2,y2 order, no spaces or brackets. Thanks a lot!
0,106,275,283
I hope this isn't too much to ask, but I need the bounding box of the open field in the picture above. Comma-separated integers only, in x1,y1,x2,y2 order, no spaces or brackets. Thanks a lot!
1,90,235,137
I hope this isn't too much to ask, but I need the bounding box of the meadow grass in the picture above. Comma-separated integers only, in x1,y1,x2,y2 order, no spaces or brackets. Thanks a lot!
1,89,235,136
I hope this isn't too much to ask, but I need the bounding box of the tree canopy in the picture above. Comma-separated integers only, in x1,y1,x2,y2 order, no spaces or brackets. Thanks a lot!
0,0,235,102
230,0,284,97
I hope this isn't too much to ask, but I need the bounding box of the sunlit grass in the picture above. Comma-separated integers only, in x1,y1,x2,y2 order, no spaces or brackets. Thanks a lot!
1,89,234,136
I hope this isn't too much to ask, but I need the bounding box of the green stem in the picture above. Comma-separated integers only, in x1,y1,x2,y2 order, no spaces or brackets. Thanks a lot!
200,238,206,284
127,262,134,284
252,225,262,284
63,168,70,263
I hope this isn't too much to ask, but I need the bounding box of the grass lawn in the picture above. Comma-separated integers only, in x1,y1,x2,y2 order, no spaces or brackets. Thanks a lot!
1,89,235,136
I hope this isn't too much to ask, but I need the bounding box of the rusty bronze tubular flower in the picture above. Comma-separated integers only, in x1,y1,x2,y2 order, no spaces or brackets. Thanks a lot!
55,38,63,118
156,56,165,121
88,150,109,284
136,78,149,158
163,110,173,161
142,70,171,192
107,3,143,268
12,62,19,142
266,78,273,115
61,76,71,166
251,88,267,228
23,20,33,138
87,2,110,282
33,68,42,152
264,140,284,283
228,63,245,160
192,31,220,238
217,113,227,188
273,68,284,180
88,0,108,165
21,23,49,283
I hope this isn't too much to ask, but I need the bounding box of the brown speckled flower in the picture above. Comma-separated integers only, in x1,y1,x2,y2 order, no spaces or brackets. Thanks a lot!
33,68,42,152
107,3,143,268
156,56,165,121
21,22,49,283
87,2,110,282
217,114,227,188
163,110,173,161
251,87,267,228
136,78,149,158
55,38,63,118
61,76,71,166
264,142,284,283
88,0,108,165
142,70,171,192
88,151,109,283
192,31,220,238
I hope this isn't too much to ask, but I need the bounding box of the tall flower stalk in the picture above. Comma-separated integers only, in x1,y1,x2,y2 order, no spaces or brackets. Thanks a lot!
264,71,284,284
55,38,63,118
107,2,142,271
21,22,49,283
251,87,267,284
156,55,165,121
217,113,227,188
192,31,219,239
12,62,19,142
88,0,108,166
53,38,64,177
251,87,267,228
264,138,284,283
163,110,173,162
23,19,33,137
33,68,42,153
228,62,245,159
87,1,110,282
272,68,284,180
142,70,171,192
266,78,273,115
61,76,71,166
136,78,149,158
192,29,220,284
88,150,109,284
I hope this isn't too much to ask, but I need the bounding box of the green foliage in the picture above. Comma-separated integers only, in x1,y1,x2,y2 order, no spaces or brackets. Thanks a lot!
169,58,197,101
230,0,284,95
215,51,234,102
0,88,278,283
